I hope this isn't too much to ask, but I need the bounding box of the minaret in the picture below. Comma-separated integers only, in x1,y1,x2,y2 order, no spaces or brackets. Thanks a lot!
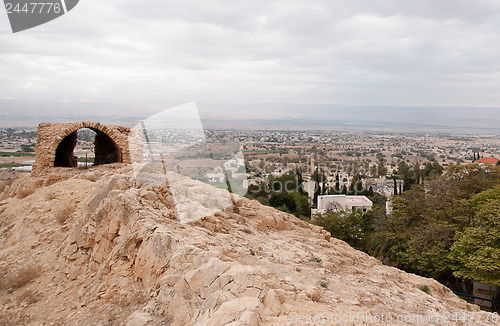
310,153,315,175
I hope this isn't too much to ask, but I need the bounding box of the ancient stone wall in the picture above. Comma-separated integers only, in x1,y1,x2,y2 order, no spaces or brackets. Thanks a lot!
33,121,131,175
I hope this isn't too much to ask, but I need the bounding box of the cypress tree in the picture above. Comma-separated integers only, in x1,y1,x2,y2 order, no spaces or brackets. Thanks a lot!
313,181,321,207
297,167,306,195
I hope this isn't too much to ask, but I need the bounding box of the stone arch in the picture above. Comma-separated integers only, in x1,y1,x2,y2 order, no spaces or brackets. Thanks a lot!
53,127,121,167
33,121,131,175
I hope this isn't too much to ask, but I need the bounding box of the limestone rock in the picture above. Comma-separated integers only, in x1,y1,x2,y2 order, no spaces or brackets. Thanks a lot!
0,166,495,326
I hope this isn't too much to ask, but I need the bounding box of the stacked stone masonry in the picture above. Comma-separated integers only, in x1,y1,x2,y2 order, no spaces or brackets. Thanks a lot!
33,121,131,175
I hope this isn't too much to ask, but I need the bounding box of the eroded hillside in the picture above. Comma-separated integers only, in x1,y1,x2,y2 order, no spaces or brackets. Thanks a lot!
0,165,497,325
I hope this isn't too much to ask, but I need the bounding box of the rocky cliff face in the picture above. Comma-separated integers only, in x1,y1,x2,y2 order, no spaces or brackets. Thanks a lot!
0,165,497,325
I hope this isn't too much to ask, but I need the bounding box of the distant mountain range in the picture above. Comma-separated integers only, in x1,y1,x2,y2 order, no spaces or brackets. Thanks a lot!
1,98,499,134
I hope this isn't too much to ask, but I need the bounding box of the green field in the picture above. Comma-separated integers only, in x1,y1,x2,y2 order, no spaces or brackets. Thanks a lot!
243,150,279,154
0,152,35,157
77,157,95,163
0,163,29,168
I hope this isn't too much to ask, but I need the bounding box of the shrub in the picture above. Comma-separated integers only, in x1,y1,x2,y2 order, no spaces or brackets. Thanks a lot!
309,257,322,263
268,192,296,213
318,280,329,288
419,285,431,294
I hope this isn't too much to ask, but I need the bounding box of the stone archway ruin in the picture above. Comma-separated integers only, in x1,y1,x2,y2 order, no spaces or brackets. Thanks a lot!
33,121,131,175
53,128,120,167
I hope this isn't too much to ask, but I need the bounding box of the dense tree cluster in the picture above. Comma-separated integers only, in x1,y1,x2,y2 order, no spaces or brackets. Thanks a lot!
20,144,35,152
246,170,311,218
315,164,500,286
449,184,500,285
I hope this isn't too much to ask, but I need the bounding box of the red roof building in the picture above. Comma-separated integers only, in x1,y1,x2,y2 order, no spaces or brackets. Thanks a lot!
475,156,500,164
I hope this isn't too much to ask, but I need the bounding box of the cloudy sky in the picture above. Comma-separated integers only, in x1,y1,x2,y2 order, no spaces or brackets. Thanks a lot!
2,0,500,122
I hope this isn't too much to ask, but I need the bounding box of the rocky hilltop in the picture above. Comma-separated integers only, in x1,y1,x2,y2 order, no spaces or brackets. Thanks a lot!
0,165,497,325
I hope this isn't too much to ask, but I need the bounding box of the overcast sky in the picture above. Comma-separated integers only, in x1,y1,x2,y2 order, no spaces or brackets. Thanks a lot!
2,0,500,118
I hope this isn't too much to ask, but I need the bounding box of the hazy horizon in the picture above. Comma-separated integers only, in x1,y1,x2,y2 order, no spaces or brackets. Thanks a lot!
1,98,500,135
3,1,500,132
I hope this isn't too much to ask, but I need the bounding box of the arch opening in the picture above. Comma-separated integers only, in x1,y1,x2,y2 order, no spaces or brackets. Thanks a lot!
53,127,121,167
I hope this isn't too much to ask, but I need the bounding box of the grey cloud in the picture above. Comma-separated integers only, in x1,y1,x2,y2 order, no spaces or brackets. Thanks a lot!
1,0,500,110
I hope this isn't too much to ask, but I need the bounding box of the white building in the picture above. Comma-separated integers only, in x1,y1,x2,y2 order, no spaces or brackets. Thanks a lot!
302,181,317,202
312,195,373,215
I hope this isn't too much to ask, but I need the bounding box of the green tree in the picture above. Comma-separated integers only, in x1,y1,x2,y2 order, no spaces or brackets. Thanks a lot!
314,210,367,250
422,162,443,179
397,161,411,179
445,164,500,198
369,185,457,278
313,181,321,207
289,191,311,218
334,181,341,194
311,170,326,183
297,167,307,195
368,164,500,280
449,185,500,285
268,192,297,213
262,170,312,217
246,182,269,202
348,174,363,195
367,191,386,208
377,163,388,177
20,144,35,152
269,173,297,192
